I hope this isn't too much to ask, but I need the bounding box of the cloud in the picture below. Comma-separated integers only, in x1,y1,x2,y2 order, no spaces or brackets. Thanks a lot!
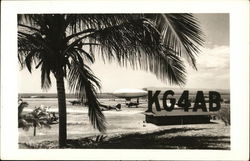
185,45,230,89
197,45,229,69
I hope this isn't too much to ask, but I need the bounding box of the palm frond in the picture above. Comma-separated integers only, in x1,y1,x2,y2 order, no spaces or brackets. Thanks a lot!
161,48,186,85
65,29,96,42
66,14,139,34
18,102,29,118
18,31,52,90
18,14,38,27
40,61,51,90
66,45,95,64
67,61,105,132
18,24,40,32
145,14,204,69
18,35,43,70
66,14,203,69
18,31,53,55
73,48,95,63
88,18,186,85
18,34,50,74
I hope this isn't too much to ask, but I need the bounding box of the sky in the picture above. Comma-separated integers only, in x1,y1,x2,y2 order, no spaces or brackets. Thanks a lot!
18,13,230,93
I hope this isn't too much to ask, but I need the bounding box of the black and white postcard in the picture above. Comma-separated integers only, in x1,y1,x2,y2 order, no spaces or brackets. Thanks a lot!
1,0,249,160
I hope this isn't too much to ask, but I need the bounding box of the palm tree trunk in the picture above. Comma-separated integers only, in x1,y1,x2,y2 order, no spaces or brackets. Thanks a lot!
33,124,36,136
56,72,67,148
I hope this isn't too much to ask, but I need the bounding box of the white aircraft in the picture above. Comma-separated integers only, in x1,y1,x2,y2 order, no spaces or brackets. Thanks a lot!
112,88,148,107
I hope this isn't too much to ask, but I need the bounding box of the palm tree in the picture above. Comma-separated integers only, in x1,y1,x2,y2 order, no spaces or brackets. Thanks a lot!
18,101,52,135
18,14,203,148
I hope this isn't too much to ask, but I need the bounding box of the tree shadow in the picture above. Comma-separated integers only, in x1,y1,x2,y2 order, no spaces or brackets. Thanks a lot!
98,135,230,149
19,127,230,149
66,127,230,149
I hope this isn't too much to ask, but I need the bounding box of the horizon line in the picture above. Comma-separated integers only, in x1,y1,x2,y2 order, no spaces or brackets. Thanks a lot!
19,87,230,94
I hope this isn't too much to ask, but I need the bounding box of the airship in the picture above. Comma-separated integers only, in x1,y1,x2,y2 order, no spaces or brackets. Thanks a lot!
112,88,148,100
112,88,148,107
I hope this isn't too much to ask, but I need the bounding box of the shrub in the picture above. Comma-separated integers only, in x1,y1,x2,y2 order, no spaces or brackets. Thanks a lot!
216,107,230,126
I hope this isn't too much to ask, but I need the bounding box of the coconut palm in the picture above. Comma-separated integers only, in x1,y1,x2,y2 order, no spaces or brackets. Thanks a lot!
18,102,52,135
18,14,203,147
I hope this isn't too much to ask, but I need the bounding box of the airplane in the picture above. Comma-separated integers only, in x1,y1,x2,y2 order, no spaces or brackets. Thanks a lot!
30,95,46,98
30,95,39,98
112,88,148,108
68,100,82,105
